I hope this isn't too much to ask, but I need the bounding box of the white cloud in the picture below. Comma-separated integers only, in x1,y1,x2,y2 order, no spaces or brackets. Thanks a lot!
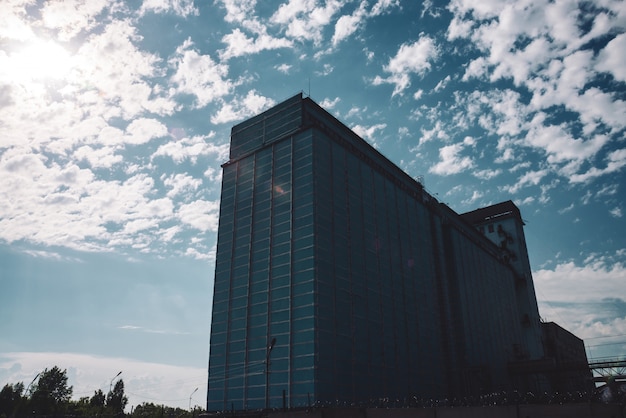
218,0,257,23
462,57,488,81
152,135,228,164
319,97,340,109
176,200,220,232
0,352,207,411
433,75,450,92
429,142,474,175
219,28,293,60
331,1,368,46
596,183,619,198
372,36,438,96
462,190,483,205
139,0,198,17
0,0,37,42
271,0,344,45
184,246,215,261
524,112,609,168
510,161,531,172
609,207,622,218
503,169,549,194
22,249,83,262
275,63,292,73
534,255,626,342
169,38,233,108
370,0,400,17
0,16,176,161
163,173,202,199
418,120,448,146
527,50,626,135
73,145,123,169
569,147,626,183
518,196,535,206
74,19,176,119
462,89,526,137
351,123,386,144
203,166,223,183
457,83,620,185
473,168,501,180
448,0,626,186
596,33,626,83
40,0,112,41
121,218,160,235
557,203,575,214
125,118,168,145
211,90,275,124
447,15,473,40
331,13,361,46
345,106,364,119
0,144,184,252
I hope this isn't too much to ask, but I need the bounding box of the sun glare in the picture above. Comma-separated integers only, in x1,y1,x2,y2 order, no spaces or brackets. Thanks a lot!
6,38,73,82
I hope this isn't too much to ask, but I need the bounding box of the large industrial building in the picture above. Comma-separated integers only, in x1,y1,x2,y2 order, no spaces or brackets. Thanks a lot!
207,93,589,411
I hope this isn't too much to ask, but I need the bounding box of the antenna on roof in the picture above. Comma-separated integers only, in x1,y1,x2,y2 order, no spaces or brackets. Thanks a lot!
308,77,311,98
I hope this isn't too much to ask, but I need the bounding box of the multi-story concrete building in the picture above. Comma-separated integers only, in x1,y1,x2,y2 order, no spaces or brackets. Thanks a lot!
207,93,587,411
460,201,544,361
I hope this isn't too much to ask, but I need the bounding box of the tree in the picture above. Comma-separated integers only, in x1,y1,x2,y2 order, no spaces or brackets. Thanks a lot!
106,379,128,415
90,388,106,408
30,366,73,415
66,396,95,417
130,402,196,417
0,382,24,416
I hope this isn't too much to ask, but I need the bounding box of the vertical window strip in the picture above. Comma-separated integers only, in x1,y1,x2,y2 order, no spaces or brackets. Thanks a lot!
224,161,239,408
243,154,257,407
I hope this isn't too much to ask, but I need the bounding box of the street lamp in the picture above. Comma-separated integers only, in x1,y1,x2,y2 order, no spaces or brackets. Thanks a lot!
265,337,276,410
24,372,41,397
15,372,40,416
189,387,198,411
109,371,122,393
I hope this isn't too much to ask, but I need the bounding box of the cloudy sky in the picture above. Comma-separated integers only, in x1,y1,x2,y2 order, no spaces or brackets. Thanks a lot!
1,0,625,410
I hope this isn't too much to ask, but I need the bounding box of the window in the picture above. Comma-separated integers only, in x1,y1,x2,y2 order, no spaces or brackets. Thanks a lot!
249,314,267,328
271,286,290,301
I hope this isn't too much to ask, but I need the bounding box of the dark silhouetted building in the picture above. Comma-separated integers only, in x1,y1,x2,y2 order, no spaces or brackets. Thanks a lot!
541,321,593,392
207,94,589,411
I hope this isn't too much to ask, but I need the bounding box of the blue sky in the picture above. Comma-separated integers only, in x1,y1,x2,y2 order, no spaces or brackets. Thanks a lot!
1,0,625,410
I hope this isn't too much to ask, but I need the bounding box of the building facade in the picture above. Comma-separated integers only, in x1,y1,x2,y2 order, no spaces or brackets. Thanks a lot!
460,202,544,361
541,321,593,392
207,94,586,411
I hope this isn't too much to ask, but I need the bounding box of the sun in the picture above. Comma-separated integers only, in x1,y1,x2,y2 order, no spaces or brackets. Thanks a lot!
4,38,73,83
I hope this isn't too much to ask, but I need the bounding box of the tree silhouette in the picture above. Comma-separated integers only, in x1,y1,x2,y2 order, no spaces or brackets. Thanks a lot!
90,388,106,408
107,378,128,415
30,366,73,414
0,382,24,416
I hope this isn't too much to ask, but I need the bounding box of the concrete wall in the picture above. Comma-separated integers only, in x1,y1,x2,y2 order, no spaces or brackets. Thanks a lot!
271,403,623,418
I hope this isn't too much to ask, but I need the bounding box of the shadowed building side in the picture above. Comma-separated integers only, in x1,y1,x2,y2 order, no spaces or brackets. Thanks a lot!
207,94,587,411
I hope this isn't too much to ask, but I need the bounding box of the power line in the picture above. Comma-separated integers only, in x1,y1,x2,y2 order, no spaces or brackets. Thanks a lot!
586,341,626,349
584,333,626,340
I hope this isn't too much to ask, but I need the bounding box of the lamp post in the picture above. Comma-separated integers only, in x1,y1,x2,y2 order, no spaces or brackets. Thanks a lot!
265,337,276,410
25,372,41,396
109,371,122,394
15,372,40,416
189,387,198,411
